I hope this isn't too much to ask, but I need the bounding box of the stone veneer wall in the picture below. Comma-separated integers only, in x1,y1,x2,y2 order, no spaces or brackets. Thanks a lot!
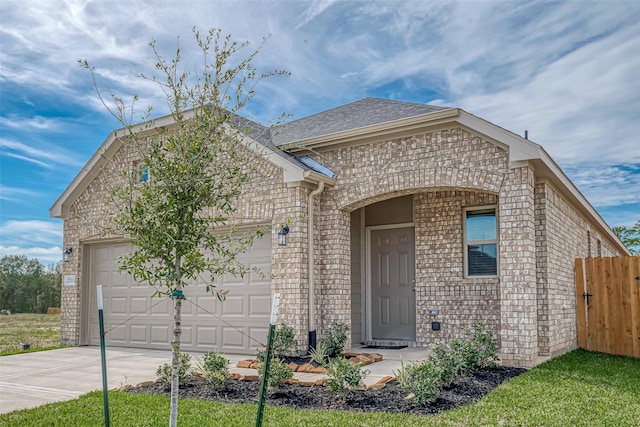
316,129,537,366
414,190,501,346
498,165,537,366
60,123,625,366
60,137,312,349
535,181,621,357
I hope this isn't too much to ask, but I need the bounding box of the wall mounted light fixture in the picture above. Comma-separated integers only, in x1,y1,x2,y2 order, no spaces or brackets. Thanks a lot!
278,225,290,246
62,247,73,262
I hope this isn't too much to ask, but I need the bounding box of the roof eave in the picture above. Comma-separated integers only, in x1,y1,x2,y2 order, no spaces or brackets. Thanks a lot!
455,111,629,255
283,108,461,153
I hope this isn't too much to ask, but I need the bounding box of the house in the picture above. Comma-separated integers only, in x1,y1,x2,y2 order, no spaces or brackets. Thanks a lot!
50,98,629,367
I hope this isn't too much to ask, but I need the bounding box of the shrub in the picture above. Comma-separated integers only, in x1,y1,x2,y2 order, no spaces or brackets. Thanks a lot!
272,324,298,357
256,324,299,361
394,359,419,389
410,360,444,405
395,324,499,406
307,340,329,365
156,352,192,385
324,357,370,397
429,340,463,387
324,322,349,358
461,324,499,370
195,351,229,387
258,358,293,391
395,358,443,405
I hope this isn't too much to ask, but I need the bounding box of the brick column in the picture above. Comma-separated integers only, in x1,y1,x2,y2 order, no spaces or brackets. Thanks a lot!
317,189,352,347
498,164,538,367
271,185,311,350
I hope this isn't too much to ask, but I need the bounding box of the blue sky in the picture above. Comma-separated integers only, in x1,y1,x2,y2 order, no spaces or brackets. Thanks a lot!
1,0,639,264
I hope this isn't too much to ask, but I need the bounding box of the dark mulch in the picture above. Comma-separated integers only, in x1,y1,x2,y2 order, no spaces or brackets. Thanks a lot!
127,366,526,416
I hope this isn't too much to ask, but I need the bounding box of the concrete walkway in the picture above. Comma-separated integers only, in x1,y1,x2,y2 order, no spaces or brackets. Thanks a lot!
0,345,429,414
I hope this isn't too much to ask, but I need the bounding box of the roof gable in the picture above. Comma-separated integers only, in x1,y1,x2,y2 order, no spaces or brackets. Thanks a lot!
271,98,446,146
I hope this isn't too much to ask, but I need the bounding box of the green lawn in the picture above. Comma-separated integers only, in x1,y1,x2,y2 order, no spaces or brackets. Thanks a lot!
1,349,638,426
0,313,63,355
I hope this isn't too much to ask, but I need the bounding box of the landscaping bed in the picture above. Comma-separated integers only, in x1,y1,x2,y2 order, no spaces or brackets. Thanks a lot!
127,365,525,415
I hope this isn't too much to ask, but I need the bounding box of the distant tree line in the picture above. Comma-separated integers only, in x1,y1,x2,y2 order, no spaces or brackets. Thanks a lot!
0,256,61,313
613,220,640,256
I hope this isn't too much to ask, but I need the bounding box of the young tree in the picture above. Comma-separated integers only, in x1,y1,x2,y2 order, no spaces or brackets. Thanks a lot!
81,28,287,426
613,220,640,255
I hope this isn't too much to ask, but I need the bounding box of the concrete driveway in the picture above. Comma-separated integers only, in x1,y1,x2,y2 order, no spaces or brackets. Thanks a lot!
0,345,428,414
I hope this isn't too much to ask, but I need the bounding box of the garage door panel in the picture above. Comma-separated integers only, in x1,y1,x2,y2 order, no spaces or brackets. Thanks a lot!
130,297,147,314
249,295,271,317
130,325,148,344
181,326,193,347
195,296,218,315
151,325,170,345
109,325,127,344
196,326,218,347
110,297,128,315
151,299,171,316
223,272,246,285
222,295,245,316
248,327,268,351
88,236,272,354
221,327,246,349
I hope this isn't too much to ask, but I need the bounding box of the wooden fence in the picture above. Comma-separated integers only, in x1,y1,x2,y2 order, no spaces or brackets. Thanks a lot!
575,256,640,358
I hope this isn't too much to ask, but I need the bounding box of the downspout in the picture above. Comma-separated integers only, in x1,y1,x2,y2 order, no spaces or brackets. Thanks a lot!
307,181,325,352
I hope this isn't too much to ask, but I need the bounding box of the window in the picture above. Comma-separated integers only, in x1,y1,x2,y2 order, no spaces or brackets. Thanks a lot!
134,161,149,183
597,239,602,257
464,207,498,276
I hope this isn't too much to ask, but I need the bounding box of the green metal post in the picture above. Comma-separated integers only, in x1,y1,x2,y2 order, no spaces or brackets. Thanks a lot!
255,293,280,427
97,286,111,427
255,323,275,427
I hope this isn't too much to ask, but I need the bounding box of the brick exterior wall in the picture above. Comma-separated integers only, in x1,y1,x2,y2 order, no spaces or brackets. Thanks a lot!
59,124,625,367
535,181,619,357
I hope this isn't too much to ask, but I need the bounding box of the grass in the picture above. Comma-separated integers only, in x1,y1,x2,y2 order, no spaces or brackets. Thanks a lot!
0,349,638,426
0,313,63,356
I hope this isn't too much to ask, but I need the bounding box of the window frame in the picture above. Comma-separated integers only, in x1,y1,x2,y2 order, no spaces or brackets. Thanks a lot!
134,160,150,183
463,205,499,278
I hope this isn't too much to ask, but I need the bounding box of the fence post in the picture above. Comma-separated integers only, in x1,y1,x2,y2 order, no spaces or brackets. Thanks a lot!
97,285,110,427
255,293,280,427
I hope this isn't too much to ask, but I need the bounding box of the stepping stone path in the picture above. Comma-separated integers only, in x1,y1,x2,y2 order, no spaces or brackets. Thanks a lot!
234,352,396,390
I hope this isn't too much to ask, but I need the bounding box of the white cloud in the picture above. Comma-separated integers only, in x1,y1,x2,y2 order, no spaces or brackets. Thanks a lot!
296,0,339,29
0,138,85,168
0,115,60,131
0,220,63,248
0,245,63,265
564,165,640,208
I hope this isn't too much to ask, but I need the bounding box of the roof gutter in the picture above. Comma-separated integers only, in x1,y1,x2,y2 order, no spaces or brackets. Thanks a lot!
307,180,325,351
284,108,461,153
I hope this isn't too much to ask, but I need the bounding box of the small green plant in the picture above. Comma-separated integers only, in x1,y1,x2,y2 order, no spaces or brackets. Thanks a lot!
461,324,499,370
256,324,299,362
393,359,418,389
195,351,229,387
324,322,349,358
156,352,192,385
272,324,298,357
258,358,293,390
394,358,443,405
324,357,370,398
429,340,462,387
410,360,444,405
307,340,329,365
396,324,500,406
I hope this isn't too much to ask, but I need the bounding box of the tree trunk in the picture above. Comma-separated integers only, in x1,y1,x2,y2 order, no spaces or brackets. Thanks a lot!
169,288,182,427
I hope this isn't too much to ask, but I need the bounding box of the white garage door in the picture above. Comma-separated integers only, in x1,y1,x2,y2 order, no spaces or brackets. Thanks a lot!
86,237,272,355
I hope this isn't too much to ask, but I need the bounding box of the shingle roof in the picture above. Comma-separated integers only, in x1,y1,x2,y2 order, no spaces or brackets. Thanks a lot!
270,98,447,146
